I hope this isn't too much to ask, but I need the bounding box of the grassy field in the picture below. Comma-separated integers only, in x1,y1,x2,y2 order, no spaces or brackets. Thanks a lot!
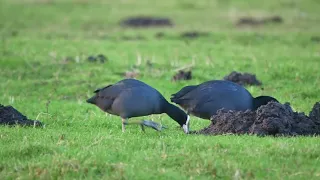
1,0,320,179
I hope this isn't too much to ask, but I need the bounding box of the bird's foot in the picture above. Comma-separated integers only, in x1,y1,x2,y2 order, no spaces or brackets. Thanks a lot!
141,120,167,131
140,123,145,132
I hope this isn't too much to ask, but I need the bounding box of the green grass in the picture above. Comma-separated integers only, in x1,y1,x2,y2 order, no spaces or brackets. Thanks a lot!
1,0,320,179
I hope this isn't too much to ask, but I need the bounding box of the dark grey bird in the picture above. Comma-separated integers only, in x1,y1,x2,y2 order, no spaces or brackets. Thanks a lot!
86,79,190,133
170,80,278,121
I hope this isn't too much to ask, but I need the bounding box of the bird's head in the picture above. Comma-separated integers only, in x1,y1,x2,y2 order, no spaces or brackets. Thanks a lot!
182,115,190,134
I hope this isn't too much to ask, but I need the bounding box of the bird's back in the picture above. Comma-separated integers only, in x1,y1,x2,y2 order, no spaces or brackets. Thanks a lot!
92,79,166,118
112,85,166,118
171,80,254,119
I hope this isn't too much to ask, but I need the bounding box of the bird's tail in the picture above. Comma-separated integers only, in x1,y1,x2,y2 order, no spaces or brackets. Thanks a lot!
253,96,279,110
170,85,196,104
86,95,97,104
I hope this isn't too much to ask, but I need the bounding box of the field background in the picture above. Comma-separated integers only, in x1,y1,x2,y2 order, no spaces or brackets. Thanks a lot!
1,0,320,179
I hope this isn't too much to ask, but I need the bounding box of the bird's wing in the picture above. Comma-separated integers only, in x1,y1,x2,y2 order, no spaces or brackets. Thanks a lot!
93,85,112,93
94,84,124,100
177,83,239,107
94,80,149,100
171,85,197,99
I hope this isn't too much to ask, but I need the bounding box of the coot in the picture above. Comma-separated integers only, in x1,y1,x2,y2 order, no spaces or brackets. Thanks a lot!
170,80,278,120
87,79,190,133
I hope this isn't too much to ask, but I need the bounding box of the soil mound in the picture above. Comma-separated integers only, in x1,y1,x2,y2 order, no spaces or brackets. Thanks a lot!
311,36,320,43
172,70,192,81
236,16,283,26
0,104,43,127
223,71,262,86
193,102,320,136
120,16,173,27
87,54,107,63
180,31,209,39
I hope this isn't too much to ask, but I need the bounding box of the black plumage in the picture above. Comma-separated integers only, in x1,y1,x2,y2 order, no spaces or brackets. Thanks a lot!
171,80,278,120
87,79,190,133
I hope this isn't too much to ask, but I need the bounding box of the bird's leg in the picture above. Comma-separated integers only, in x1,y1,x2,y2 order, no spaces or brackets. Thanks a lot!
121,119,163,132
121,119,145,132
140,123,145,132
122,118,127,133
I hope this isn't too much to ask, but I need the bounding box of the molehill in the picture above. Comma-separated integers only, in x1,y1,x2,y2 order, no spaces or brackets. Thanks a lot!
223,71,262,86
192,102,320,136
0,104,43,127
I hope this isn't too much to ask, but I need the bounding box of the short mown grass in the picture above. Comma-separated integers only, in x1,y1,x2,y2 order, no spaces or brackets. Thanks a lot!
1,0,320,179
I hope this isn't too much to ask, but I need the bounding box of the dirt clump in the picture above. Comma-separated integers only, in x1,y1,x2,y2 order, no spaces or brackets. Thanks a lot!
223,71,262,86
192,102,320,137
236,16,283,26
172,70,192,81
0,104,43,127
120,16,174,28
180,31,209,39
311,36,320,43
87,54,108,63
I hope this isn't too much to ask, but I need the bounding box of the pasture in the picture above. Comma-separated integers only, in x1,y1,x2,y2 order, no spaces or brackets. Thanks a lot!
0,0,320,179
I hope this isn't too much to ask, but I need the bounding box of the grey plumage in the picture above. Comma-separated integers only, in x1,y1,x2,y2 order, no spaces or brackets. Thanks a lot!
87,79,189,133
171,80,278,120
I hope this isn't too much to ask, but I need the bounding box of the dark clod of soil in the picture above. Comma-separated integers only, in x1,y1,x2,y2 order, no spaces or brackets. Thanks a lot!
236,16,283,26
155,32,165,39
193,101,320,137
146,60,153,68
87,56,96,62
223,71,262,86
97,54,107,63
180,31,209,39
311,36,320,43
172,70,192,81
120,16,174,28
0,104,43,127
87,54,108,63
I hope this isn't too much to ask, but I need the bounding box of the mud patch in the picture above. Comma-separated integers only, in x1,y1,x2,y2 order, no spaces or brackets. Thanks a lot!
236,16,283,26
87,54,108,63
120,16,174,28
180,31,209,39
172,70,192,81
192,102,320,137
0,104,43,127
223,71,262,86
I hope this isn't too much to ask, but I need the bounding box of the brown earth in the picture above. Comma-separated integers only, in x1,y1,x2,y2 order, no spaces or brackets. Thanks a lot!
0,104,43,127
172,70,192,81
192,102,320,137
223,71,262,86
120,16,173,27
236,16,283,26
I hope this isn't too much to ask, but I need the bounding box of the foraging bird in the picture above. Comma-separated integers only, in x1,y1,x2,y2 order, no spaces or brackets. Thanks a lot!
170,80,278,120
86,79,190,133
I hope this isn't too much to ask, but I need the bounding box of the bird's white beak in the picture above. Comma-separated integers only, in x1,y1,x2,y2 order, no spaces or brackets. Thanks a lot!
182,115,190,134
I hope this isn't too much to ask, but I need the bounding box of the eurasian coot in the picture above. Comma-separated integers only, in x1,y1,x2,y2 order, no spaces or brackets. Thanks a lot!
170,80,278,120
87,79,190,133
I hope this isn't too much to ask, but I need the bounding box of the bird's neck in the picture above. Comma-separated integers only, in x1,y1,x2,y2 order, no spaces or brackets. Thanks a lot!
164,103,187,127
